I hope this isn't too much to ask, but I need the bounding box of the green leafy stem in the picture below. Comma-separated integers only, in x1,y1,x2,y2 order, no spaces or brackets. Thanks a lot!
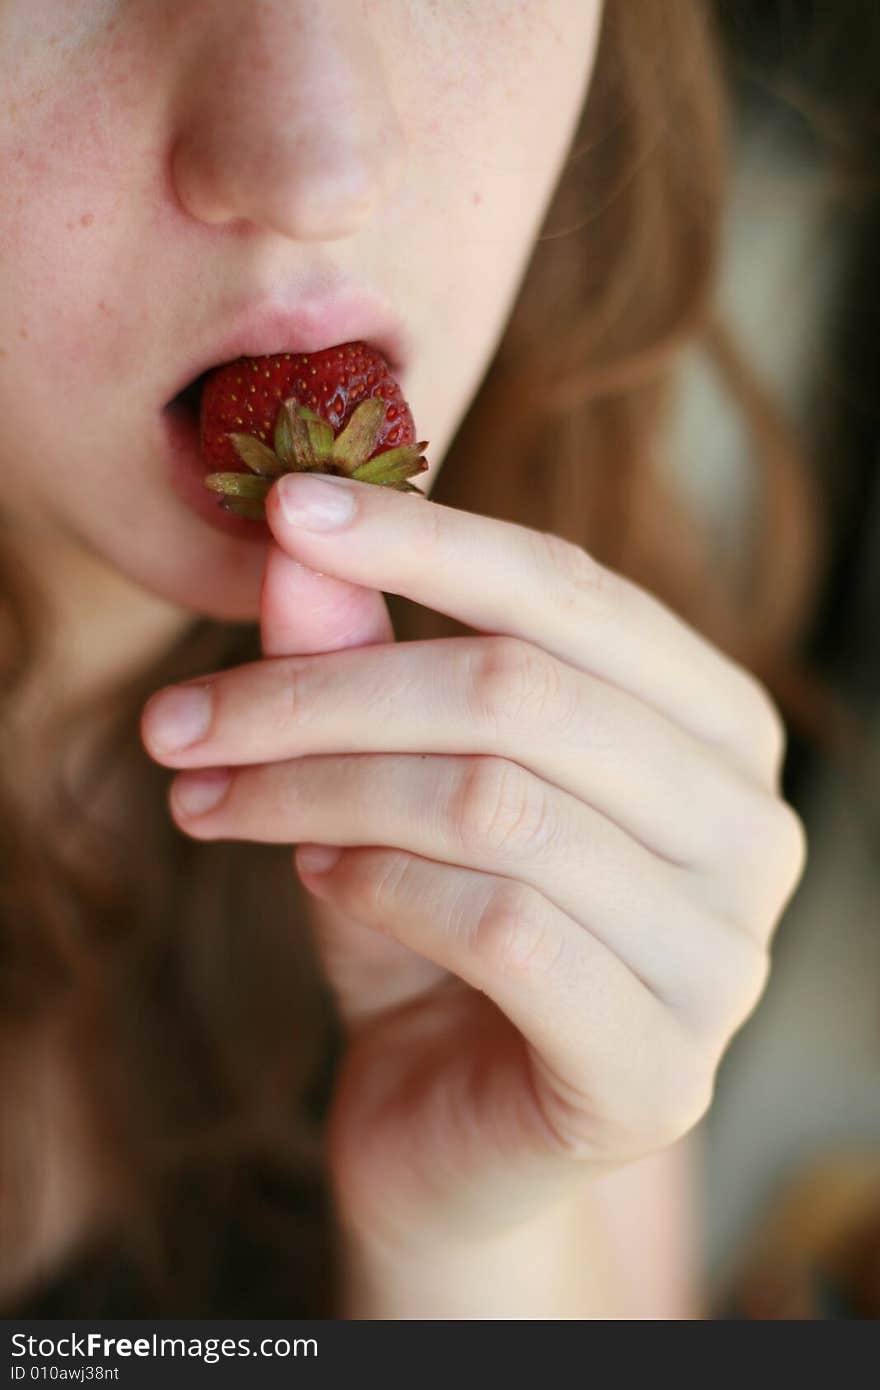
203,396,429,520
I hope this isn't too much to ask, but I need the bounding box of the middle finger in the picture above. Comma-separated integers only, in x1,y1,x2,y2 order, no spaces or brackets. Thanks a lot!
142,634,768,873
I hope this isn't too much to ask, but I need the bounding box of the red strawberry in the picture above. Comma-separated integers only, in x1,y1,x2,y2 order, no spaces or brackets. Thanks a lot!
199,340,428,520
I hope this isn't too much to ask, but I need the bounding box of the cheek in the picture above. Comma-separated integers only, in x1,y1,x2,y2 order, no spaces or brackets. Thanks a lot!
396,1,601,378
408,2,600,251
0,24,154,391
414,1,600,144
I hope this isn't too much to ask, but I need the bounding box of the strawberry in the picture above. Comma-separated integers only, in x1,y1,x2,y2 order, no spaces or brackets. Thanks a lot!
199,340,428,520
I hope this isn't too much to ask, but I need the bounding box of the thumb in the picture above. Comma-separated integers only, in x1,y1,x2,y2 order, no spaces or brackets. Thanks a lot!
259,539,392,658
259,540,447,1027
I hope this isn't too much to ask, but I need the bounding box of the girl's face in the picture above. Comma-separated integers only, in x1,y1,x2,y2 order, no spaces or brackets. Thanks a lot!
0,1,601,623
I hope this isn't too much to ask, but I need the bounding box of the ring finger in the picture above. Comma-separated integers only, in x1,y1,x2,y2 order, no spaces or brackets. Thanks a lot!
170,751,762,1016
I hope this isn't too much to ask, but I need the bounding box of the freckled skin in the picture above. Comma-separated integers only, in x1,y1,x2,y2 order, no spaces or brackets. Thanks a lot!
0,1,602,625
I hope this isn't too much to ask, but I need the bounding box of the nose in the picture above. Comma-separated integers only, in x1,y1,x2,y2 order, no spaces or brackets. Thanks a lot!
169,0,407,242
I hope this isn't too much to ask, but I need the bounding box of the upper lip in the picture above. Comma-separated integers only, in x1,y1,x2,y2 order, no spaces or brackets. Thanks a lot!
163,287,412,408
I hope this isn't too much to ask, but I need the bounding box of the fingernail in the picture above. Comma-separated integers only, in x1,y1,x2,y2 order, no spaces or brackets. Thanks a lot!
277,473,357,531
144,684,213,754
172,768,230,817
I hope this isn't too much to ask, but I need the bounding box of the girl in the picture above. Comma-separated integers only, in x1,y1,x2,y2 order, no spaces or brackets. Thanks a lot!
0,0,808,1318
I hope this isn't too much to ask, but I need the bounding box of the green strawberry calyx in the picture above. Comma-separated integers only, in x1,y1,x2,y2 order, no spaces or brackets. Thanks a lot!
203,396,429,520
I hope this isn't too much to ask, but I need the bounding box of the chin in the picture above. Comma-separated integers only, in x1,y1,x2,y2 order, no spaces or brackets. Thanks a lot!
104,525,268,627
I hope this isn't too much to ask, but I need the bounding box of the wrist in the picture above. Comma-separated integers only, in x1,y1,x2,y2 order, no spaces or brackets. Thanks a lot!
334,1186,617,1320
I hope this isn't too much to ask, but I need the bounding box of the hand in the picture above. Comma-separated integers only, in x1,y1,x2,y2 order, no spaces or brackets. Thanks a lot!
140,471,807,1256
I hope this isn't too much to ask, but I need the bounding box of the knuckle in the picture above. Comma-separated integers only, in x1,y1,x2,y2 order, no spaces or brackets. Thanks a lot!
655,1066,717,1147
467,636,568,732
347,849,412,919
701,776,757,867
717,779,805,885
728,932,772,1025
641,1030,719,1150
753,686,788,778
467,637,526,726
741,795,809,915
736,675,789,780
534,531,614,617
766,697,789,768
699,921,772,1039
471,882,562,978
278,655,322,735
420,497,452,557
774,800,809,888
452,755,552,857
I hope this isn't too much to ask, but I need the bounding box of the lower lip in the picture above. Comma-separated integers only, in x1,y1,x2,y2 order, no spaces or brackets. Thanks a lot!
162,401,270,543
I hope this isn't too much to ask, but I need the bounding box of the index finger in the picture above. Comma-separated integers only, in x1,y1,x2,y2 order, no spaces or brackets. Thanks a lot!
266,472,782,774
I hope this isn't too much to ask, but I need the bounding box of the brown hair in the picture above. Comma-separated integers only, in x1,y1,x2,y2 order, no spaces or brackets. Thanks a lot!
0,0,859,1315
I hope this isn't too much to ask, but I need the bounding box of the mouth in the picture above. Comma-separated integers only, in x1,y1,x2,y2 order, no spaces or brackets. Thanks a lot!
161,295,411,419
162,367,270,541
165,365,214,454
169,367,210,421
159,293,411,536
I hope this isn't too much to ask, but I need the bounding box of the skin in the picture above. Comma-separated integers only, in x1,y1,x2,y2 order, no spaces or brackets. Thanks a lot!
141,474,807,1280
1,1,808,1314
0,0,601,708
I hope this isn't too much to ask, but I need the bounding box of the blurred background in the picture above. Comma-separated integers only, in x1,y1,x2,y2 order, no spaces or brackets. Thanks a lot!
675,0,880,1317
